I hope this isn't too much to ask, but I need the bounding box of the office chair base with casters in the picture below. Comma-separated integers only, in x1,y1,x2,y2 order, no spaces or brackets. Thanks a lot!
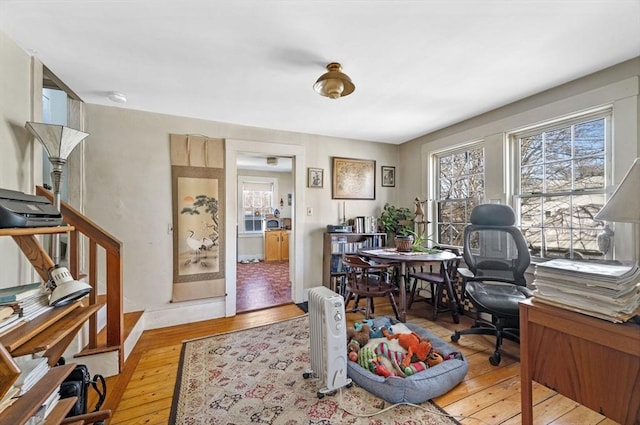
452,278,532,365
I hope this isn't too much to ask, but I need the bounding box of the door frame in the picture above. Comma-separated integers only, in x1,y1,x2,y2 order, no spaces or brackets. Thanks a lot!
225,139,305,316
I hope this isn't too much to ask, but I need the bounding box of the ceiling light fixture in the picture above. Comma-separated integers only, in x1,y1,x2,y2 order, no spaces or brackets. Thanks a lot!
313,62,355,99
107,91,127,103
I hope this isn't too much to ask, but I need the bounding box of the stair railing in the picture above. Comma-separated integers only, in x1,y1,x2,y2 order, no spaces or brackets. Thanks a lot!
36,186,124,370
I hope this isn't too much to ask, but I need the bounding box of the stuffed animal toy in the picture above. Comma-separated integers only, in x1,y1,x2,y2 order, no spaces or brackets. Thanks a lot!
370,358,395,378
382,329,434,368
357,346,376,371
346,324,371,362
374,342,428,377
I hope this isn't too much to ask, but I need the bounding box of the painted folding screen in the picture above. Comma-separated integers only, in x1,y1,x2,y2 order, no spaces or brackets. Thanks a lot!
170,134,225,302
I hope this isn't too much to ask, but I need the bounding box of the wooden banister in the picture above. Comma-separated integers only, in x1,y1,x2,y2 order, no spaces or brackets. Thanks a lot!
35,186,124,371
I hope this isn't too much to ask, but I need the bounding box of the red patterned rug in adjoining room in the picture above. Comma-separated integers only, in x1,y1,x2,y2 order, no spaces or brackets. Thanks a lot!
236,260,290,312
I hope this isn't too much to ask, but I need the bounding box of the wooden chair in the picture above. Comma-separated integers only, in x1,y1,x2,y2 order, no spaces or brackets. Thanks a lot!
342,255,399,320
407,247,462,321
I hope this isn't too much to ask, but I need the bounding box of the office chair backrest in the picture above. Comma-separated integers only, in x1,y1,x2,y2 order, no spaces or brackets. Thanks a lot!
463,204,531,286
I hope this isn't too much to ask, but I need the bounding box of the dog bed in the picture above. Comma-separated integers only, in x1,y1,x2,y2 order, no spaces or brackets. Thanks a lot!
346,317,468,404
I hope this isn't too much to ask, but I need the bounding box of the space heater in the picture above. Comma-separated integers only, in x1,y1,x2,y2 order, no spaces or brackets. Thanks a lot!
304,286,352,398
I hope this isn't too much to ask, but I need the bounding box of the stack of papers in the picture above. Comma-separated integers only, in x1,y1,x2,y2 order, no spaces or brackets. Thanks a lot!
533,259,640,322
13,356,49,395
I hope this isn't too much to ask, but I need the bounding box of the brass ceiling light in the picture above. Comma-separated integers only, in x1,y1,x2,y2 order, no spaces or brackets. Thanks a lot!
313,62,355,99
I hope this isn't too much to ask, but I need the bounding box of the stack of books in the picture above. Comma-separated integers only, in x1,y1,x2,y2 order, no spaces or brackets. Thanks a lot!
0,282,50,336
533,259,640,322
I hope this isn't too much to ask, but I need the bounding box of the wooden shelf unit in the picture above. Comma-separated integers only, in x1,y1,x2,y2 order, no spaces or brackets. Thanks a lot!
322,232,386,292
0,226,110,425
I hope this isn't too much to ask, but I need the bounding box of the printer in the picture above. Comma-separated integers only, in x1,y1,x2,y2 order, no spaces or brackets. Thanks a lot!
0,188,62,228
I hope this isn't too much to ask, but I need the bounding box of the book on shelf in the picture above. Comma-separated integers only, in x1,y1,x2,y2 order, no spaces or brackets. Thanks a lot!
0,282,44,303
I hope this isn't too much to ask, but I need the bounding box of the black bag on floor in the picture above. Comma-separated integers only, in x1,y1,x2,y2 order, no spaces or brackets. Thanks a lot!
58,361,107,421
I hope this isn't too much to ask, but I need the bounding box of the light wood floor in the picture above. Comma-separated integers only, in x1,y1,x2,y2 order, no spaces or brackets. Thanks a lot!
102,300,619,425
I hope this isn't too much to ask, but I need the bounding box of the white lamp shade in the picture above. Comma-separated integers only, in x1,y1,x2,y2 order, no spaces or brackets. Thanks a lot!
26,122,89,161
48,266,92,306
595,157,640,224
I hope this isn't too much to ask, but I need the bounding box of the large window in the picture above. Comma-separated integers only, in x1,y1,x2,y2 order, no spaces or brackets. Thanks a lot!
513,111,611,259
238,177,277,233
434,146,485,246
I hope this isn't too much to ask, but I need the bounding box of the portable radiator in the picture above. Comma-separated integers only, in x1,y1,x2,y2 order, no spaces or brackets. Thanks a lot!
306,286,352,397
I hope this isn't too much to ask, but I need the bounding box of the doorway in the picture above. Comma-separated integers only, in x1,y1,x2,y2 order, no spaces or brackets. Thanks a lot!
236,154,292,312
225,139,305,317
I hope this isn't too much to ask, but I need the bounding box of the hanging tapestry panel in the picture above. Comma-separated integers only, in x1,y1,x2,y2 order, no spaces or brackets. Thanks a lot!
170,134,225,302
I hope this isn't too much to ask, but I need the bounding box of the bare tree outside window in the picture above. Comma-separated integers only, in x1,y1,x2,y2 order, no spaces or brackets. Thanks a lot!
435,147,485,246
515,113,609,259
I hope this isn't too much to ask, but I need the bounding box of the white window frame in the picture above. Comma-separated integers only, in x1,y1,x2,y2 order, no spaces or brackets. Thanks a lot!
237,176,278,234
509,108,613,260
431,142,485,247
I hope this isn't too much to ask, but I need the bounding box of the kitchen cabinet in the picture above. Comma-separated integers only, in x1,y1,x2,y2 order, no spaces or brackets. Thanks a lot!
265,230,288,261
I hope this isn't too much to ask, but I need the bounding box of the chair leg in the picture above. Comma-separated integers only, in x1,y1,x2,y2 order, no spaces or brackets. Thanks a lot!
388,293,400,321
433,284,442,321
365,297,373,319
408,277,418,309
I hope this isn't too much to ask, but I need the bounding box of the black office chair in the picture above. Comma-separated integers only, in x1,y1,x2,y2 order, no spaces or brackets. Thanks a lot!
450,204,533,365
407,247,462,322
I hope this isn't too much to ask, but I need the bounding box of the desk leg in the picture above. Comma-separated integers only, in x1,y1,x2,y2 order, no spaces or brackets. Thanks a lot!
398,262,407,322
519,302,533,425
443,262,460,324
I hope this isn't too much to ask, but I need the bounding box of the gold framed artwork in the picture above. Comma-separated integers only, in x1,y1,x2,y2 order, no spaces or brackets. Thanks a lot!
332,157,376,200
308,167,323,188
381,165,396,187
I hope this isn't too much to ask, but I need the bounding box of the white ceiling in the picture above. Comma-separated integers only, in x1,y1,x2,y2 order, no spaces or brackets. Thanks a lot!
1,1,639,145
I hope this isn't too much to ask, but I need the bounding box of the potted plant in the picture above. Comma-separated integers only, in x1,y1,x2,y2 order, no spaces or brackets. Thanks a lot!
379,203,414,250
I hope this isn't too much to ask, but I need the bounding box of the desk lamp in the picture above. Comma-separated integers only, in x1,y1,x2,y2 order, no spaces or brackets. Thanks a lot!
594,157,640,258
26,122,92,306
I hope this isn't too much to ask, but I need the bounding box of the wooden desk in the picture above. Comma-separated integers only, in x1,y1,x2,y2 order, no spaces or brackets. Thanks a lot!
519,298,640,425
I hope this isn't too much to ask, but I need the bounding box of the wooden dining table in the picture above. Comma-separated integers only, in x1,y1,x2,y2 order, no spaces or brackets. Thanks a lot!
359,248,460,323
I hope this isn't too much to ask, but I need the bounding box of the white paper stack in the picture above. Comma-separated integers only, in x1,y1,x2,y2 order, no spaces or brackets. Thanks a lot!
13,356,50,395
533,259,640,322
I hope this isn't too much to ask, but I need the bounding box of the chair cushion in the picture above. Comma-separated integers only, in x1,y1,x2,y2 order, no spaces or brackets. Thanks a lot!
346,317,468,404
466,281,531,317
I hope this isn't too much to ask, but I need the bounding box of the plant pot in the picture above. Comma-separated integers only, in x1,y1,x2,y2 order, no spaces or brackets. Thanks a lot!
394,235,414,252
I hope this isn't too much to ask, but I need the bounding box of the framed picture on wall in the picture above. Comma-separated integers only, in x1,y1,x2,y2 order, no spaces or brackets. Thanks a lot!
308,167,323,188
381,166,396,187
332,157,376,199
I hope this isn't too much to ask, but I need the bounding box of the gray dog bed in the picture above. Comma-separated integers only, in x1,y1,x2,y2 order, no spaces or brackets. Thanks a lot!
346,317,468,404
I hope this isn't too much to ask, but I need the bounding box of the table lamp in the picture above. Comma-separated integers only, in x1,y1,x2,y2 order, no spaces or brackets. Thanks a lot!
25,122,92,306
594,157,640,258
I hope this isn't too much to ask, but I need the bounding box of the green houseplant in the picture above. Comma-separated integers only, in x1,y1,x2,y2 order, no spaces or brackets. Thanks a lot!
379,203,414,250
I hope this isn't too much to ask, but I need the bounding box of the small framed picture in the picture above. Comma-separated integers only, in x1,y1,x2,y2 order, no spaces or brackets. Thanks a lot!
381,166,395,187
308,167,323,188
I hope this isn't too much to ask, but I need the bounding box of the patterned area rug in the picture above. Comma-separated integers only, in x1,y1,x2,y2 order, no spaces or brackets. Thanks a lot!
169,316,460,424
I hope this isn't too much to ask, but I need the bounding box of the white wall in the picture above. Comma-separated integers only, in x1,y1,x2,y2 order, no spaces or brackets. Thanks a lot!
0,31,43,285
82,104,399,326
399,58,640,261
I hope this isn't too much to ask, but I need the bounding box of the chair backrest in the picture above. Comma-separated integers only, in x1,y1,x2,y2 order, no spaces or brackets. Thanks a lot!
463,204,530,286
342,255,394,293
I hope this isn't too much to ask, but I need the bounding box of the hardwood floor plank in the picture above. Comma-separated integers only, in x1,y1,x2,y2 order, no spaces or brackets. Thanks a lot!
105,298,618,425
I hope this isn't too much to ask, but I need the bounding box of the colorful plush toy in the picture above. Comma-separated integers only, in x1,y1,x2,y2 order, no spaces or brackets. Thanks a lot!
382,328,444,368
371,358,395,378
357,346,376,370
347,324,371,362
374,342,428,377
